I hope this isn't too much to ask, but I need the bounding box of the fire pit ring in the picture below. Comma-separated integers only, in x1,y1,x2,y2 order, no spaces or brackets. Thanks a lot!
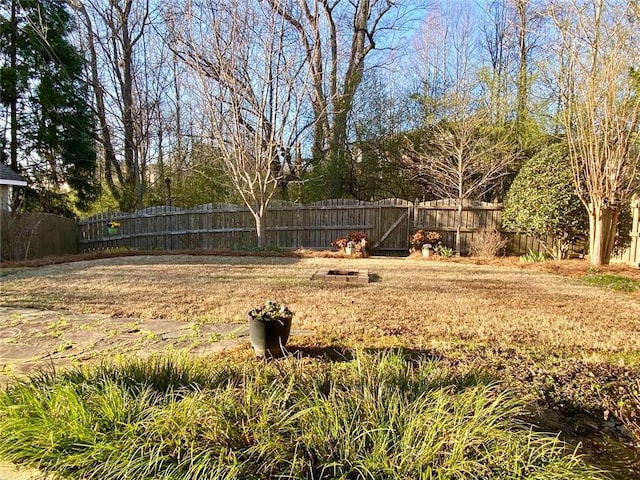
311,269,370,284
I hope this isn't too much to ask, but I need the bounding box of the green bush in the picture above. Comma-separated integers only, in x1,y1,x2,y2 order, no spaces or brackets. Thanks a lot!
503,143,587,259
0,352,609,479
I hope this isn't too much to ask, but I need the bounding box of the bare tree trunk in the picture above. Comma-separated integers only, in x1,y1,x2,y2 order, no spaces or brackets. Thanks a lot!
551,1,640,266
71,0,152,212
455,200,463,256
116,1,141,211
69,0,123,198
589,203,621,265
604,208,620,261
253,211,267,249
515,0,528,127
9,0,17,173
268,0,398,198
8,0,21,210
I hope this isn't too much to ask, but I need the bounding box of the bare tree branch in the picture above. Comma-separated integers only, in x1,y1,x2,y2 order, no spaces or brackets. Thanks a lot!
550,0,640,265
402,109,517,255
165,0,313,247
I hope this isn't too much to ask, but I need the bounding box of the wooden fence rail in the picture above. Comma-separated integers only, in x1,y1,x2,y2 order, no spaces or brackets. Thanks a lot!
77,197,640,265
78,199,393,253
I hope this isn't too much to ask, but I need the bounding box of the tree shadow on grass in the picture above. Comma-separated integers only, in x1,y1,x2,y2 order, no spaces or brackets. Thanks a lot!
289,345,446,364
368,273,381,283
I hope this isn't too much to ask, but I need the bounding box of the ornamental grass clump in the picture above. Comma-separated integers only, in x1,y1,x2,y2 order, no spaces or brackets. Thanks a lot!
520,248,547,263
0,351,609,480
469,228,508,258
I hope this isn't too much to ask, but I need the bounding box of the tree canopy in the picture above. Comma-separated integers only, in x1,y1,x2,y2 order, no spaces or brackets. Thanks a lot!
1,0,638,262
0,0,98,215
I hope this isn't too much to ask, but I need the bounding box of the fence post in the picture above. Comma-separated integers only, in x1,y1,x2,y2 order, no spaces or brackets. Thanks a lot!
630,198,640,265
412,198,418,238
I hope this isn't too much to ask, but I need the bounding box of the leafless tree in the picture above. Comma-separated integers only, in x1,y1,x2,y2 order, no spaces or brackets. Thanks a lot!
514,0,529,127
550,0,640,265
477,0,543,132
416,0,543,137
266,0,409,198
70,0,165,212
166,0,311,248
480,0,511,124
402,96,517,255
413,1,477,122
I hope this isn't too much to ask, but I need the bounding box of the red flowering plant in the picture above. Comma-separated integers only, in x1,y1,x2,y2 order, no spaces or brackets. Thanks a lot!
332,231,367,252
410,230,441,253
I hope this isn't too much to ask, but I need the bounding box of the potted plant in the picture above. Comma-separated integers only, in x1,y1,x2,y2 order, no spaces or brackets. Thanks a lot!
332,231,368,255
247,300,293,358
422,243,434,257
332,237,348,251
106,221,120,235
410,230,442,253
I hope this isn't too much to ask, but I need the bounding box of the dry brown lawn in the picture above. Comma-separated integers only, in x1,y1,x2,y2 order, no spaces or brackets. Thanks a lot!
2,254,638,356
1,253,640,473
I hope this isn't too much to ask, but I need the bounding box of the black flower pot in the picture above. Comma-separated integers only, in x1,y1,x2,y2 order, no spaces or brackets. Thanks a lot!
248,317,292,358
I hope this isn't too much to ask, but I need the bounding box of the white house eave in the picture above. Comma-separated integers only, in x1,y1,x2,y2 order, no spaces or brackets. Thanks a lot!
0,179,27,187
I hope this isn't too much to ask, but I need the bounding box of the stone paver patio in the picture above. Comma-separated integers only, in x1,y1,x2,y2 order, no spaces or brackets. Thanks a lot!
0,306,262,479
0,306,250,388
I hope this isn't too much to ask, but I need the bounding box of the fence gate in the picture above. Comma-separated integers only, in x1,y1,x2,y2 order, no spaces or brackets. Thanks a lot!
371,199,414,254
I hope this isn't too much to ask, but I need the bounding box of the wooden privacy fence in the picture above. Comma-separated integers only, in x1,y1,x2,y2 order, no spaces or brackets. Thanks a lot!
414,199,500,254
615,198,640,266
77,197,640,263
1,211,77,261
78,199,413,254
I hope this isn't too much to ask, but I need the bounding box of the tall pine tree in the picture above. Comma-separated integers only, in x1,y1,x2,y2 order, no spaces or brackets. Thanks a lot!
0,0,97,215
